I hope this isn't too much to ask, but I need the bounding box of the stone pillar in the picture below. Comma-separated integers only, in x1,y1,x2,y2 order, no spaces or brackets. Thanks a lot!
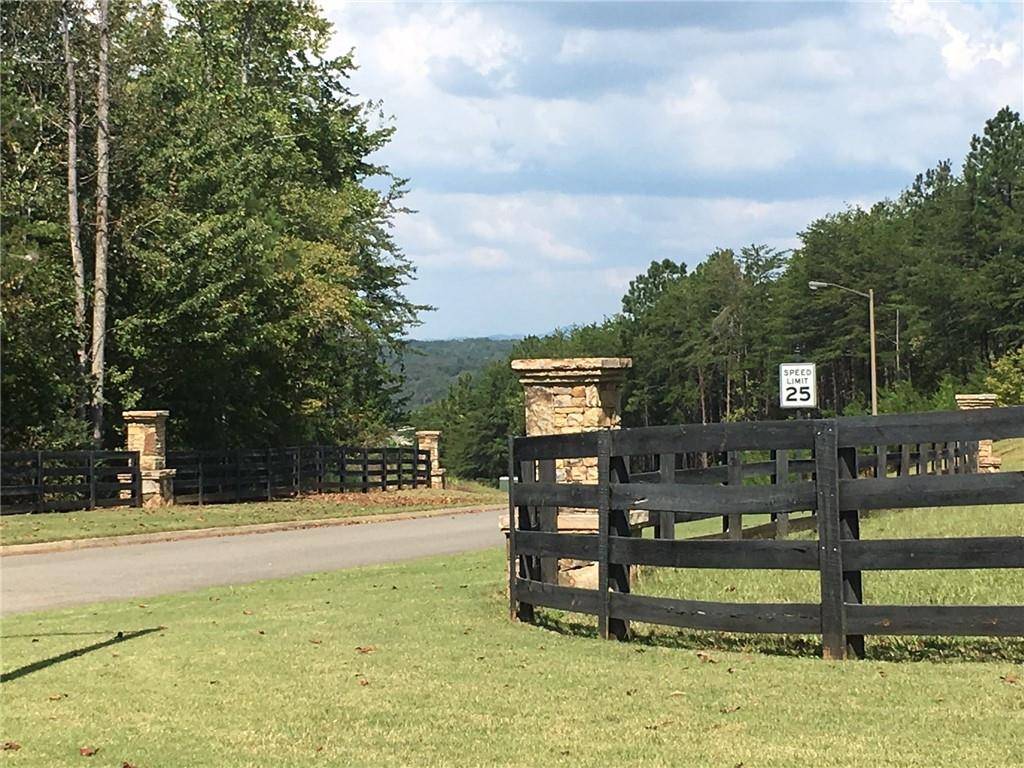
512,357,632,484
123,410,176,506
954,394,1002,472
509,357,634,589
415,430,446,489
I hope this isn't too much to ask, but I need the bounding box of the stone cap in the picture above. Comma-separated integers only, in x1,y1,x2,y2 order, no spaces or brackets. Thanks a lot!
415,430,442,437
512,357,633,385
123,410,170,421
955,394,1000,408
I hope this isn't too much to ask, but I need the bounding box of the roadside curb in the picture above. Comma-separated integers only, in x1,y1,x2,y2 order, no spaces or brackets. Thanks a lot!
0,504,507,557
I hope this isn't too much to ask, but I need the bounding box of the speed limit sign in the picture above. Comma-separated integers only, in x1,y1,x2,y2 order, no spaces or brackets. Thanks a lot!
779,363,817,409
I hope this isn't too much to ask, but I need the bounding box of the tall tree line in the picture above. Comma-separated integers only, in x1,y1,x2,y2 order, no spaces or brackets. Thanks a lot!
2,0,421,449
418,108,1024,480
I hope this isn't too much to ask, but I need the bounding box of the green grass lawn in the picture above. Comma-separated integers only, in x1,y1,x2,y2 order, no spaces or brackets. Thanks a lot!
0,480,505,547
3,500,1023,767
1000,437,1024,471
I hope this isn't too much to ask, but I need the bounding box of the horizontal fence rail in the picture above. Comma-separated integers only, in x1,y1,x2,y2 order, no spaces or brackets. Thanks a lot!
0,451,142,514
167,445,430,505
507,405,1024,659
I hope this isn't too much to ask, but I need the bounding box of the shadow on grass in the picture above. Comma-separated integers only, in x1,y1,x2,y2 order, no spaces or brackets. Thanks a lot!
1,627,164,683
2,630,139,639
534,610,1024,663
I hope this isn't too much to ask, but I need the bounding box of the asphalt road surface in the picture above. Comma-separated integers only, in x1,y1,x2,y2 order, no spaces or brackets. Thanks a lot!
1,507,506,615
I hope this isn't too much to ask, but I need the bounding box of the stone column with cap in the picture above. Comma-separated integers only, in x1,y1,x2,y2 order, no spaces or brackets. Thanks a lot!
415,430,446,489
954,394,1002,472
512,357,633,482
506,357,637,589
123,410,176,506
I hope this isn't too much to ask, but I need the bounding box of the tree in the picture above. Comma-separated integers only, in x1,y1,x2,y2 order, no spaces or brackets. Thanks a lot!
62,0,87,395
88,0,110,444
2,0,422,449
987,346,1024,406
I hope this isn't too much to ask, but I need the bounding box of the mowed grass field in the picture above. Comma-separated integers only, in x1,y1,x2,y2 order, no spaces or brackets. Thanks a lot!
3,511,1022,765
1,442,1021,766
0,480,505,546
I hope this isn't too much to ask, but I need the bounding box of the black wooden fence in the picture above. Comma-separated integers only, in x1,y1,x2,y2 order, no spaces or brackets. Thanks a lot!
166,446,431,504
0,451,142,514
507,406,1024,659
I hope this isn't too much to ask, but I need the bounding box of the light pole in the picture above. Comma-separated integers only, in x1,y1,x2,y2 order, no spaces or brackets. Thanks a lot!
809,280,878,416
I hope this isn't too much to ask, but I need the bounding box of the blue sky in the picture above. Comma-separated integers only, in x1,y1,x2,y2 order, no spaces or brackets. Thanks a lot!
323,1,1023,339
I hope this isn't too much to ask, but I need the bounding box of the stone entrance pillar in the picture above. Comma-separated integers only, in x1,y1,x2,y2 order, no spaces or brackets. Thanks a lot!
123,410,176,506
954,394,1002,472
415,430,446,489
508,357,634,589
511,357,633,483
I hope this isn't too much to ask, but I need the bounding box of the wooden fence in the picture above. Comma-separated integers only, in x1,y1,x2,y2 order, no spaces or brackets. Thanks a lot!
166,446,431,504
507,406,1024,659
0,451,142,514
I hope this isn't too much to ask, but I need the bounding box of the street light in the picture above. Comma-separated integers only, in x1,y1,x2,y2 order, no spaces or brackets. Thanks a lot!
809,280,878,416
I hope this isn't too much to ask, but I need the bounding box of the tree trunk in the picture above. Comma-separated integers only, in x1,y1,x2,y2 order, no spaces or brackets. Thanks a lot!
90,0,110,446
63,1,88,418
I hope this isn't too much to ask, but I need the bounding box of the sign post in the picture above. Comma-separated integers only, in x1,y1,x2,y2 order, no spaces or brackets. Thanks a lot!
780,363,817,410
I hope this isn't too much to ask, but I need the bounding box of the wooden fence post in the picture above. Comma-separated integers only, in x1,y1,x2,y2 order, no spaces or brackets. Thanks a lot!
88,452,97,510
658,452,675,540
515,451,539,623
317,446,325,494
235,449,242,502
596,430,612,639
538,458,557,583
507,437,519,621
381,448,389,492
773,449,790,538
609,455,632,642
131,452,142,508
967,440,979,473
838,445,864,659
35,449,43,513
197,456,204,506
814,420,847,660
266,448,272,500
338,445,344,492
727,450,742,540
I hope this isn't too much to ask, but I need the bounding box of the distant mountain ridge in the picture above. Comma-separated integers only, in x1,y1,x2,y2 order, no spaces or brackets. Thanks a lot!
398,337,519,409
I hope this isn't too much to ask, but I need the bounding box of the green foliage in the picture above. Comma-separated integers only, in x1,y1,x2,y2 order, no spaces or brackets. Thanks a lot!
397,337,518,408
987,346,1024,405
2,0,420,449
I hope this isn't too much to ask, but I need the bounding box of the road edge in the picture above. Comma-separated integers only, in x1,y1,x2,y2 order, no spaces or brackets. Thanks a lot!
1,503,506,557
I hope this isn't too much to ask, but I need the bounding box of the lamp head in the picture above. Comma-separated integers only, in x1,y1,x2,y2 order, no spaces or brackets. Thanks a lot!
808,281,828,291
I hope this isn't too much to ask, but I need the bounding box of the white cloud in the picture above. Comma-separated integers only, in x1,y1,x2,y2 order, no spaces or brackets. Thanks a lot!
316,0,1023,337
887,0,1020,77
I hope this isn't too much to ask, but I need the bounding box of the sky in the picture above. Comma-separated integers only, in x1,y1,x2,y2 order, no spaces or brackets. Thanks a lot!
321,0,1024,340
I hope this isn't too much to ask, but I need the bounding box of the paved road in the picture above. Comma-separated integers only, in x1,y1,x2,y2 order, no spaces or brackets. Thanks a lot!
0,507,506,615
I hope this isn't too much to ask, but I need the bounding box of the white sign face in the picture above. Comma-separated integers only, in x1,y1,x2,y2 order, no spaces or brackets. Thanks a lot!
779,363,817,409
